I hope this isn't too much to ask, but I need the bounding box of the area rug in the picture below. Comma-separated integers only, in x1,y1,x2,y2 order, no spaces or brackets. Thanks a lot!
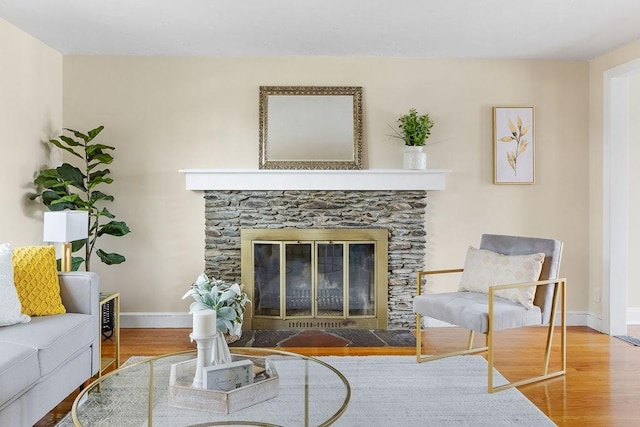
614,335,640,346
56,355,554,427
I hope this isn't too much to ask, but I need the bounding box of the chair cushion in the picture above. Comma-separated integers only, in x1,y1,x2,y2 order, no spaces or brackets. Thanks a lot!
13,246,66,316
458,247,544,309
413,291,542,333
0,313,94,377
0,343,39,407
0,243,30,327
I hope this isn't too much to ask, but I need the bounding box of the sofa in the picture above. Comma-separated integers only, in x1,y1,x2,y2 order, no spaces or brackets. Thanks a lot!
0,271,100,427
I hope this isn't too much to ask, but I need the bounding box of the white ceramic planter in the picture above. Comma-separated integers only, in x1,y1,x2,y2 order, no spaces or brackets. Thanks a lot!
403,146,427,170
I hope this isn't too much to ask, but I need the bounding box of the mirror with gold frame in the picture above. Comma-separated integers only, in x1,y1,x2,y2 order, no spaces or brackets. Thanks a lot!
259,86,363,170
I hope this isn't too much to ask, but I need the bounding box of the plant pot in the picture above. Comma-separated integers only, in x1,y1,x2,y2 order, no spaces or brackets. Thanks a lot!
403,146,427,170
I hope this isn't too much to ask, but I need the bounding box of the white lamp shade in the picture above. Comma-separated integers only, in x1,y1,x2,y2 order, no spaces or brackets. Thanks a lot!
43,211,89,243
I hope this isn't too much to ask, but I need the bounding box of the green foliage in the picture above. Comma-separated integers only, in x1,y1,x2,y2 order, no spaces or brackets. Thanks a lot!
31,126,131,271
182,274,250,337
394,108,435,146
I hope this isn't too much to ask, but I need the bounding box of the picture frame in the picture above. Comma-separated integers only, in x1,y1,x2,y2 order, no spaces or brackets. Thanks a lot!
259,86,363,170
493,106,535,184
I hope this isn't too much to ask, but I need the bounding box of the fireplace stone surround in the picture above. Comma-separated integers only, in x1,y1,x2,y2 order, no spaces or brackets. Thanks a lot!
204,190,426,329
180,168,449,330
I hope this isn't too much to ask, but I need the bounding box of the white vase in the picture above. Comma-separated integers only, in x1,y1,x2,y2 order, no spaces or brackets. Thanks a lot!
211,331,232,365
403,146,427,170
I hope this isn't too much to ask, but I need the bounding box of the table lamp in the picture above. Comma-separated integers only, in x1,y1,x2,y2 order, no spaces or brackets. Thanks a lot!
43,211,89,272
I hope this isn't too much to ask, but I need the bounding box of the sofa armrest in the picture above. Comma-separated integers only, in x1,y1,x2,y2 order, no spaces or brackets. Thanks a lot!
58,272,100,316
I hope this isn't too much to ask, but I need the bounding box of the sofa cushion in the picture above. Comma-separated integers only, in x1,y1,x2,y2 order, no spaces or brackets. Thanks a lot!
0,243,30,327
0,313,95,377
13,246,66,316
0,343,39,407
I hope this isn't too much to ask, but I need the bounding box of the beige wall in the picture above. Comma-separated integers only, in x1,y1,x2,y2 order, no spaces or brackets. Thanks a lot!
629,74,640,308
589,39,640,318
0,19,62,246
61,56,590,315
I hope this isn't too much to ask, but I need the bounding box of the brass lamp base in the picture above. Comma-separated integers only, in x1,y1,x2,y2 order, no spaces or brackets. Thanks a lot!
61,242,72,272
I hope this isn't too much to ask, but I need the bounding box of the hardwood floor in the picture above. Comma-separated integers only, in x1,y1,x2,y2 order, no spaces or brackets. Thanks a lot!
37,326,640,426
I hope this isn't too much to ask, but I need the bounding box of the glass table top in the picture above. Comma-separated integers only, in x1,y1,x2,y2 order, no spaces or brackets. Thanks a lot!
72,347,350,427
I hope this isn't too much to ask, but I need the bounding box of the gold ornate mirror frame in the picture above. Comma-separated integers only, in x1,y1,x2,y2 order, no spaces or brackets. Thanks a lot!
259,86,363,170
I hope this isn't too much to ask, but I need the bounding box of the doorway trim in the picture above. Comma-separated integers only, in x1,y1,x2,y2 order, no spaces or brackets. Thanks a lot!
603,57,640,335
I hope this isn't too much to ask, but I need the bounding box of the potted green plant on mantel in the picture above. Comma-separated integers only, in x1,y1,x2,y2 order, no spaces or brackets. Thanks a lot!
391,108,435,170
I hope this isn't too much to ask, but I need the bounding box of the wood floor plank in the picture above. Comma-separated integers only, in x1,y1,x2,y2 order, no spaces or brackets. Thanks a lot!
35,326,640,426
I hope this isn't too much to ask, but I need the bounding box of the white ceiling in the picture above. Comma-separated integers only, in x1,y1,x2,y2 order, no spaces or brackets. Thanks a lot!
1,0,640,60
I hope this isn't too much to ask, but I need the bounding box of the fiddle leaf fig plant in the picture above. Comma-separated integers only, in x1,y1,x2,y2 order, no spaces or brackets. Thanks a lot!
30,126,131,271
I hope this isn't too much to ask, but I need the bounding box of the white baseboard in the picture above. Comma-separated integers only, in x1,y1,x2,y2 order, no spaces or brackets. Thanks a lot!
120,312,192,328
628,307,640,325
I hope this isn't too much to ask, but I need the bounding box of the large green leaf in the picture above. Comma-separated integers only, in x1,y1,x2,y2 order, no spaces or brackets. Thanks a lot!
90,190,114,203
57,163,86,191
42,191,76,210
88,177,113,189
88,153,114,165
86,144,115,155
87,126,104,140
49,194,86,209
97,221,130,237
96,249,125,265
88,168,113,188
89,168,110,179
49,139,83,159
34,176,64,189
34,168,62,185
71,256,85,271
59,135,82,147
97,207,116,219
64,128,89,142
71,238,87,252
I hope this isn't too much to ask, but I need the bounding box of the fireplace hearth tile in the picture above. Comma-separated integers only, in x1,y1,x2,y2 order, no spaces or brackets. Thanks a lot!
371,329,418,347
326,329,386,347
229,329,416,348
277,330,352,347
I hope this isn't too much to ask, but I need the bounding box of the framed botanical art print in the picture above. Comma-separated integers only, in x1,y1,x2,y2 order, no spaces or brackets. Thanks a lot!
493,106,535,184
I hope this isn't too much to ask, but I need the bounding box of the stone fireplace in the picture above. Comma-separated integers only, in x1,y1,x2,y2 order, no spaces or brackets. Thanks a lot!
180,168,448,330
203,189,426,329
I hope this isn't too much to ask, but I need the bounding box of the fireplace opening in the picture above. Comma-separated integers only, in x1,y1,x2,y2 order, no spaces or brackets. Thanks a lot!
241,229,388,330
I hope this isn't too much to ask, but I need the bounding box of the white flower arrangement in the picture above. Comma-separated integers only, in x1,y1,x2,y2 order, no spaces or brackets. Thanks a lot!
182,273,250,338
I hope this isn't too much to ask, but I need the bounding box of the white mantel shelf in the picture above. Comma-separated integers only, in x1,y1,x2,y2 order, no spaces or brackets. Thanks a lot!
179,169,450,191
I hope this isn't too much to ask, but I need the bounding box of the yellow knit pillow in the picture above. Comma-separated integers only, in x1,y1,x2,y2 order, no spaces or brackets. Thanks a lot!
13,246,66,316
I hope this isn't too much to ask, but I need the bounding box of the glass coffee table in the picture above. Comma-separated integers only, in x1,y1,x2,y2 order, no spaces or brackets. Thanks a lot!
72,348,350,426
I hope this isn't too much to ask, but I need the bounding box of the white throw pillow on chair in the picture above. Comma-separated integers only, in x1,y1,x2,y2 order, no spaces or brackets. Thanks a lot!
458,246,544,309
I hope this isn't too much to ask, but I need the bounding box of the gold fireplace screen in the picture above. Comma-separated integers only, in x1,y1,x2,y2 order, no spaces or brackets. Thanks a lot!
241,229,388,330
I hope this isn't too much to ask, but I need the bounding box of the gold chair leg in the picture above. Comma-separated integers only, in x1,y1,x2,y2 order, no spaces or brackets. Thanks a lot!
467,330,475,350
415,313,423,363
488,279,567,393
416,314,487,363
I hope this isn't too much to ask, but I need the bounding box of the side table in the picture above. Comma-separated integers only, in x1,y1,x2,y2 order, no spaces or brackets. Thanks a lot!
98,292,120,379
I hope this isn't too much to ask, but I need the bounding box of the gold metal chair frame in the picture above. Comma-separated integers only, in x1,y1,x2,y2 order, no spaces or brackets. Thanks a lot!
415,269,566,393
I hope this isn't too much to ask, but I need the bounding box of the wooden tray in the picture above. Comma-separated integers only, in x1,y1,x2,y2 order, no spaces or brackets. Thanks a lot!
168,354,279,414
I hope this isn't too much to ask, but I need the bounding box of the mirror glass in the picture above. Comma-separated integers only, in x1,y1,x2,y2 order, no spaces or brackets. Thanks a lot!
259,86,363,169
